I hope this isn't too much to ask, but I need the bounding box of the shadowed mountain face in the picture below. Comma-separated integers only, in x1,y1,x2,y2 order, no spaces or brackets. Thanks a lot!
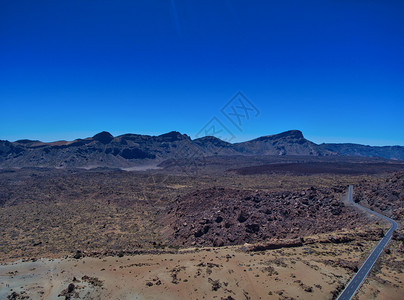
233,130,322,156
317,143,404,161
0,130,403,168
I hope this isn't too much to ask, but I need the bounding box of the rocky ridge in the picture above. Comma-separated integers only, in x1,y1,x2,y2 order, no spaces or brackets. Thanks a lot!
1,130,403,168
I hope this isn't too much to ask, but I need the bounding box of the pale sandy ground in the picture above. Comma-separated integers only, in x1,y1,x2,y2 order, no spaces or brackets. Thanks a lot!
1,236,402,300
354,241,404,300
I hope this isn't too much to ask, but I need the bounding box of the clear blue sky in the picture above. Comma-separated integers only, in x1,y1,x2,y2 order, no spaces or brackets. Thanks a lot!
1,1,403,145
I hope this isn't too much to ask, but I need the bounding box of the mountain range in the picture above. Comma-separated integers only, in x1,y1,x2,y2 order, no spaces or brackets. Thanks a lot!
0,130,403,168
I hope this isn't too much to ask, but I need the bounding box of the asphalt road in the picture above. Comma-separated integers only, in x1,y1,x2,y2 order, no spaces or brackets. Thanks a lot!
337,185,398,300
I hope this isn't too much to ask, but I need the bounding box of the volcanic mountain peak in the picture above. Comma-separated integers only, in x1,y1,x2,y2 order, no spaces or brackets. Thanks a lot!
194,136,232,146
92,131,114,144
194,136,217,141
253,130,304,141
157,131,190,142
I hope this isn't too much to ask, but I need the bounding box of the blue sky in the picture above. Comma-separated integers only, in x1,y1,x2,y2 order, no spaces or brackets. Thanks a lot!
0,0,403,145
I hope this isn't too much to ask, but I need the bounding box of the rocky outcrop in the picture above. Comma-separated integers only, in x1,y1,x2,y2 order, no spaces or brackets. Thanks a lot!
354,172,404,221
244,238,304,251
159,186,366,247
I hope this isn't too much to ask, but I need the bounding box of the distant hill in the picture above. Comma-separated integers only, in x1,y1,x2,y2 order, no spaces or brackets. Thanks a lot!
317,143,404,160
0,130,403,168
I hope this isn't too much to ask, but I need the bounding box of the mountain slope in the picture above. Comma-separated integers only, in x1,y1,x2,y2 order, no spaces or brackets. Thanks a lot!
0,130,403,168
234,130,328,156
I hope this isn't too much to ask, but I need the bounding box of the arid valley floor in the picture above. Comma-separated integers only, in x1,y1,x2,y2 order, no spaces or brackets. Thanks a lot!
0,160,403,299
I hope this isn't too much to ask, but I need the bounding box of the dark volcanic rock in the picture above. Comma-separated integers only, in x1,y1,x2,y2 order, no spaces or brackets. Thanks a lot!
73,250,82,259
245,223,260,233
237,211,249,223
354,172,404,221
93,131,114,144
159,186,365,247
120,148,155,159
246,239,303,251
